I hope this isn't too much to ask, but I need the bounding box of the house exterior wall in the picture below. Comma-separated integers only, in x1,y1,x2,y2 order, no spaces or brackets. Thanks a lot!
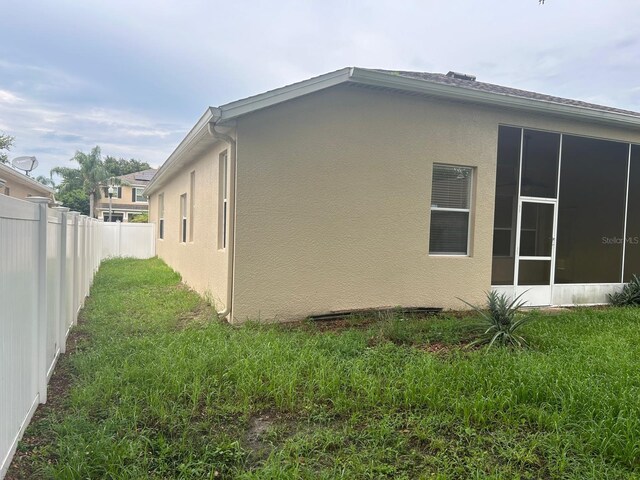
231,84,640,322
98,185,146,206
97,184,150,222
2,180,47,200
0,165,54,200
148,142,230,308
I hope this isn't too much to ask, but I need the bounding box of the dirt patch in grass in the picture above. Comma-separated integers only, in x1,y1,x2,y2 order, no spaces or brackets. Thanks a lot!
173,284,219,329
245,412,276,454
242,410,307,466
418,342,456,354
175,301,217,329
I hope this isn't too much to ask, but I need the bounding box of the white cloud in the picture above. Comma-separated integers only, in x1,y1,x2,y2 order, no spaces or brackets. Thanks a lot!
0,87,188,174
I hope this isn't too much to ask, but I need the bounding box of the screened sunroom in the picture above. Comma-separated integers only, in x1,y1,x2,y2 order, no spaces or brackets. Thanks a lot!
491,125,640,306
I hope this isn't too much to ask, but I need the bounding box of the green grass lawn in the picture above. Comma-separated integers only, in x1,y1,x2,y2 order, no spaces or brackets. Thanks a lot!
9,258,640,479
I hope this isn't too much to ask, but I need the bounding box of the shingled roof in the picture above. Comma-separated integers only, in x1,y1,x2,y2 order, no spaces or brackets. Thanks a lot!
115,168,157,185
374,69,640,118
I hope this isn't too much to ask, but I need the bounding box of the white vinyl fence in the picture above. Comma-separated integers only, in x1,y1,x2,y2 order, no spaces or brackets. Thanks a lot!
0,195,155,479
101,221,156,259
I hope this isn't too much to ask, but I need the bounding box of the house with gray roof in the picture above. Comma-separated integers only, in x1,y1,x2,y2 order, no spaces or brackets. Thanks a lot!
144,67,640,322
97,168,157,222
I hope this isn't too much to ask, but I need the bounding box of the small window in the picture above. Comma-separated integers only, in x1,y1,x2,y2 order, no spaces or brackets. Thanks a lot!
158,193,164,240
218,152,228,250
429,164,473,255
132,187,145,203
104,186,122,198
180,193,187,243
189,171,195,241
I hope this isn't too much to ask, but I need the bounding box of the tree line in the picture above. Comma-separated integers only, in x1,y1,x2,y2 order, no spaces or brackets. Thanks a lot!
52,147,150,216
0,132,149,216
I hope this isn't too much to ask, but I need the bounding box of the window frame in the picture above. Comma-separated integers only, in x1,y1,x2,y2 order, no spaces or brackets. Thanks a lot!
133,187,146,203
189,170,195,242
218,151,228,250
102,186,122,199
429,164,474,256
158,193,164,240
179,193,187,244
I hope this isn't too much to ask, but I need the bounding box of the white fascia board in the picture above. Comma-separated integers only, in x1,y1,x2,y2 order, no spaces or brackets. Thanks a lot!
0,162,54,194
144,108,217,195
349,68,640,129
216,67,354,122
146,68,355,195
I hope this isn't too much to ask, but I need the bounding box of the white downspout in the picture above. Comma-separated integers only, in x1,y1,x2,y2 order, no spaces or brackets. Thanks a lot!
207,122,237,321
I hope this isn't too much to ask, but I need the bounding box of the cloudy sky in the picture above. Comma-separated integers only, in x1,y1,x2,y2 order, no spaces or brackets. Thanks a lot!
1,0,639,176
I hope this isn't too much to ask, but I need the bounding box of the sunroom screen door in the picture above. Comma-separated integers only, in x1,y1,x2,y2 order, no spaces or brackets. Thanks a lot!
514,199,557,305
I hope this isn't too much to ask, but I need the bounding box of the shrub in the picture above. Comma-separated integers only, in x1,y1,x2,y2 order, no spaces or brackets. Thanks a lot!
129,212,149,223
608,275,640,306
458,291,533,349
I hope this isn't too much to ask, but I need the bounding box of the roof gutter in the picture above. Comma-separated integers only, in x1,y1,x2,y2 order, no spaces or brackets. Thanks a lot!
207,118,236,321
144,108,216,196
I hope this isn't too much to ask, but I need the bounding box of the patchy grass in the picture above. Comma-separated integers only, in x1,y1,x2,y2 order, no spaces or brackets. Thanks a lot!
7,258,640,479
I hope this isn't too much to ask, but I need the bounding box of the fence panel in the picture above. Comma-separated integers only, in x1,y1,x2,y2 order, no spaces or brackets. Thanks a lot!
1,195,156,479
101,222,156,259
0,197,40,480
46,211,62,379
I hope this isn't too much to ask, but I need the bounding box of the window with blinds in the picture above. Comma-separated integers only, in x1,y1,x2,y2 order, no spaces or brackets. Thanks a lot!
429,164,473,255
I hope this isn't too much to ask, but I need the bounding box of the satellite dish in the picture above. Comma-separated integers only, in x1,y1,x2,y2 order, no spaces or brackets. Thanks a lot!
12,156,38,176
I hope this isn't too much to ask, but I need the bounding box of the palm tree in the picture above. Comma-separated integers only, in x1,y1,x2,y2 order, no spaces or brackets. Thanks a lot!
35,175,55,187
52,146,108,218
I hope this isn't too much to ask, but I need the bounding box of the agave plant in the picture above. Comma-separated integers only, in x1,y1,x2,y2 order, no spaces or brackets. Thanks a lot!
458,291,532,349
608,275,640,306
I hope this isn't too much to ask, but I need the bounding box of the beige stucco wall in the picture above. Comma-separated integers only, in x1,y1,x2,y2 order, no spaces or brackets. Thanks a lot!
98,185,146,205
3,180,47,200
148,142,230,308
0,169,54,200
231,84,640,322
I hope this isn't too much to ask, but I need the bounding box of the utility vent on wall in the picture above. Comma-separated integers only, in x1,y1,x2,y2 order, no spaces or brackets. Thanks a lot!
446,71,477,82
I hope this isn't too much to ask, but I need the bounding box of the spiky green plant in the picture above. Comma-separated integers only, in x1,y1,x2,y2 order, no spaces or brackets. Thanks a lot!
458,291,533,349
608,275,640,306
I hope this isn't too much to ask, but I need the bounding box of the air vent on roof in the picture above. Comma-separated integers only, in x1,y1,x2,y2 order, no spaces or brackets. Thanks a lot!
446,71,476,82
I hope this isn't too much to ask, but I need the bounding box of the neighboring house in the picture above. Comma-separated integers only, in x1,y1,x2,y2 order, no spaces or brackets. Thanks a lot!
0,162,55,201
96,169,157,222
145,67,640,323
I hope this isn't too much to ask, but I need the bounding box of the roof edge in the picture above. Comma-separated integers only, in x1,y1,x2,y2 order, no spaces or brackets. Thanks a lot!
350,68,640,128
147,66,640,196
145,108,217,195
217,67,354,122
0,162,55,194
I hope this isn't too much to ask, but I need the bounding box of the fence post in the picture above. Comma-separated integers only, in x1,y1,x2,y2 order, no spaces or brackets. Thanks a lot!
68,212,80,324
27,197,50,405
79,216,87,305
54,207,70,354
117,220,122,257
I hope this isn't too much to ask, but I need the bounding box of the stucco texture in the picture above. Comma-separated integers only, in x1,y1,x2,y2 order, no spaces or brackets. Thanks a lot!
148,141,229,309
152,83,640,323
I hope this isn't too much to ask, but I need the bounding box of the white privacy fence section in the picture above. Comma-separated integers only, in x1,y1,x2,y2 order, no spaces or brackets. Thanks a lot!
101,222,156,259
0,195,155,479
